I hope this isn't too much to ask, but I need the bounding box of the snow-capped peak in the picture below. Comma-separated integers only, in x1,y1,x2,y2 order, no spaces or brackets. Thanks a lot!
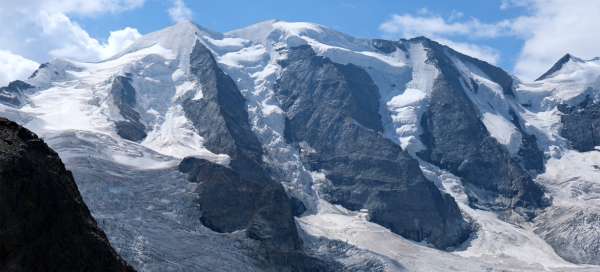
536,53,600,81
111,20,221,71
122,20,219,53
226,19,366,50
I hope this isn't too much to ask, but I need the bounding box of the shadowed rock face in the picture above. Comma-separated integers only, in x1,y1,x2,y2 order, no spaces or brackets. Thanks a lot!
183,41,266,180
110,76,146,142
413,38,546,215
178,157,300,251
536,54,574,81
275,45,471,249
558,95,600,152
179,158,342,272
509,110,545,173
179,42,340,271
0,118,135,272
0,81,33,107
182,40,297,245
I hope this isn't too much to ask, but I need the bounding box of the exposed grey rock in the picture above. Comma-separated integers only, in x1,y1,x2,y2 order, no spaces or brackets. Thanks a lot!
110,76,146,142
178,158,299,249
536,53,575,81
449,43,515,96
179,157,341,272
0,80,33,107
509,109,545,173
275,44,471,249
0,118,135,272
183,41,265,180
412,38,546,215
371,39,401,54
180,41,338,271
27,63,48,79
558,94,600,152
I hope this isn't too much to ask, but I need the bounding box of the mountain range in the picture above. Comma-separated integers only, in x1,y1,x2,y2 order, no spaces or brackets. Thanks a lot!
1,20,599,271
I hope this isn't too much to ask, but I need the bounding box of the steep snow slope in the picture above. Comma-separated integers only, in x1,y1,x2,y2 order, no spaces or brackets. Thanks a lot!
1,20,599,271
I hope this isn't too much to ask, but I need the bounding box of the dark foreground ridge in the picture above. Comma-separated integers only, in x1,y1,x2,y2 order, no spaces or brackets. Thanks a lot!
0,118,135,272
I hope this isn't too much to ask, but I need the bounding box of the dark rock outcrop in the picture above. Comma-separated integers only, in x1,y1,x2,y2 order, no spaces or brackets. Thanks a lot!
536,53,574,81
0,118,135,272
179,157,340,272
413,38,546,215
509,110,545,173
275,45,471,249
558,94,600,152
183,41,265,180
0,80,33,107
110,76,146,142
451,46,515,97
180,42,338,271
179,158,300,250
371,39,401,54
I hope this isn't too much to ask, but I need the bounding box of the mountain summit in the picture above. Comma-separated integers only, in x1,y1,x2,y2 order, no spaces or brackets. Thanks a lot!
1,20,599,271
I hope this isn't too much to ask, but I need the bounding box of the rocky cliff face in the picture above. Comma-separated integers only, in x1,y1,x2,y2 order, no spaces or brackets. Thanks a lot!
178,41,339,271
179,157,341,272
412,39,547,215
111,75,147,142
1,20,599,271
558,94,600,152
0,118,134,272
0,80,33,107
183,41,266,179
275,45,471,249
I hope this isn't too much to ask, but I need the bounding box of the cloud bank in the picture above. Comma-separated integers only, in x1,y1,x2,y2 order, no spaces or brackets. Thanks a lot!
379,13,508,65
169,0,193,23
0,50,39,86
379,1,600,80
0,0,145,84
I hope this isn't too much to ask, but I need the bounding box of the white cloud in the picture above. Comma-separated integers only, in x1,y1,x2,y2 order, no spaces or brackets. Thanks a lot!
380,2,600,81
101,27,143,59
0,0,144,65
379,13,505,64
10,0,145,16
510,0,600,80
0,50,39,86
380,14,511,40
448,10,464,21
169,0,193,23
436,38,501,65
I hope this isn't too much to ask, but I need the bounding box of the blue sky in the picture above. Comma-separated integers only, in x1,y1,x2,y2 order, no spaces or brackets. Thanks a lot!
1,0,599,84
75,0,523,69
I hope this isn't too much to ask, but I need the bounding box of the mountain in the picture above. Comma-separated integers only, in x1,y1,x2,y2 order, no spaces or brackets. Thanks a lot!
516,54,600,265
0,118,134,272
0,20,599,271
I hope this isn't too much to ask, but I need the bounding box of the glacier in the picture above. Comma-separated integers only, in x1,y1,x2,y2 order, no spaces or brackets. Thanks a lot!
0,20,599,271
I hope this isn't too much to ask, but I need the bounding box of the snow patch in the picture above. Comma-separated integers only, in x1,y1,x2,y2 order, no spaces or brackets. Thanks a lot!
482,112,522,154
142,105,230,165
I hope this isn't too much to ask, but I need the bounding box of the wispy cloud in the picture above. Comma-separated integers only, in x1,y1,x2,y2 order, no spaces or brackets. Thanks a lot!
379,12,509,64
379,1,600,80
379,13,512,39
0,0,145,83
510,0,600,80
0,50,38,85
169,0,193,23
